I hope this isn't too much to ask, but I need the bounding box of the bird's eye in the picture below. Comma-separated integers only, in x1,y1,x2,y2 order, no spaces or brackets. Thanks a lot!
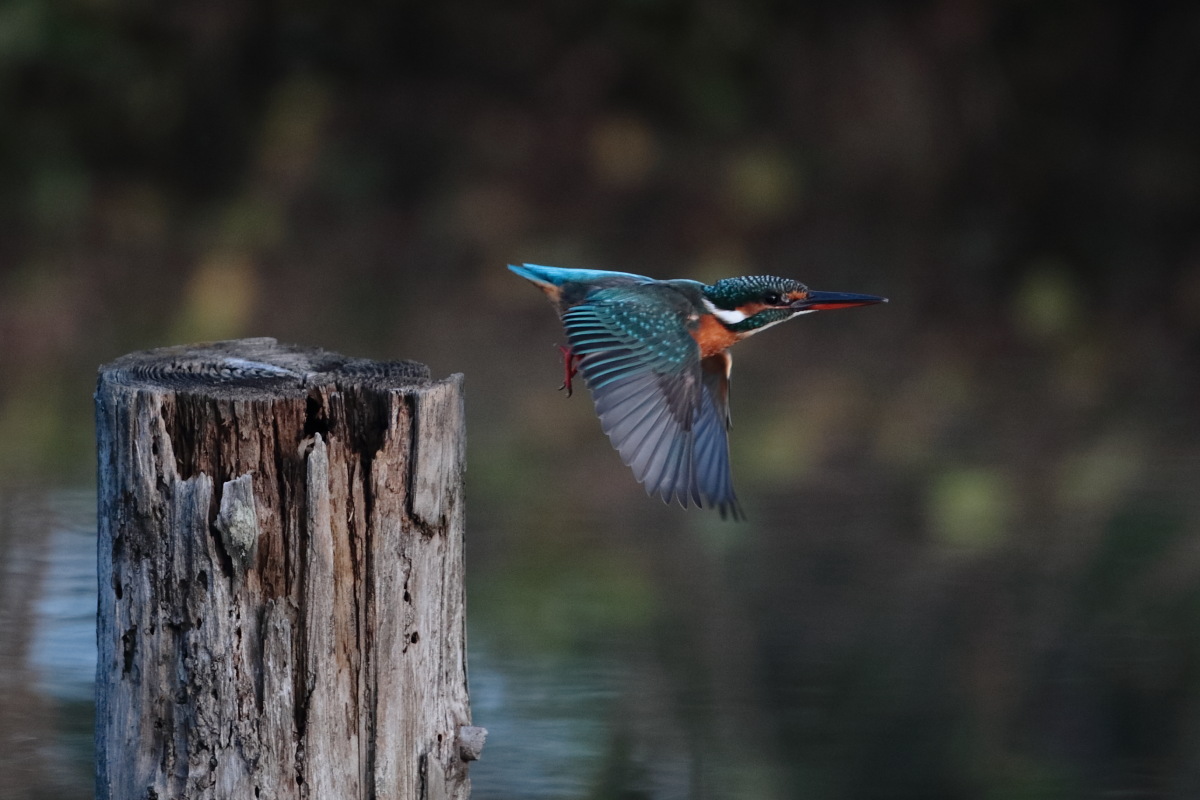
763,291,782,305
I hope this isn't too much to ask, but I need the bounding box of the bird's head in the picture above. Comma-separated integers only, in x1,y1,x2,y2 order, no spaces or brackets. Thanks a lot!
702,275,887,334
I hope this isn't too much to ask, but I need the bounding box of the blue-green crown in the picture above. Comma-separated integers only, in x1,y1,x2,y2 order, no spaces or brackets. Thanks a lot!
703,276,806,309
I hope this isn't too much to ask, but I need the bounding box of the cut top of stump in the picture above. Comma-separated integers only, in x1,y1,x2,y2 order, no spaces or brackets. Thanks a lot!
99,337,431,398
95,338,462,528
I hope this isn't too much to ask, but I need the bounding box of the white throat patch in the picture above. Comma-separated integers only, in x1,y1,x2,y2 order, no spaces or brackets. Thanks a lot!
701,298,748,325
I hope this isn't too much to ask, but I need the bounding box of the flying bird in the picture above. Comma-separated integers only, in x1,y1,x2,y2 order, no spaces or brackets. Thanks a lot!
510,263,886,518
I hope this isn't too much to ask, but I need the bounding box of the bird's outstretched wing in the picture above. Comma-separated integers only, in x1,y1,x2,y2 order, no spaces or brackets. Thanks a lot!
561,287,743,519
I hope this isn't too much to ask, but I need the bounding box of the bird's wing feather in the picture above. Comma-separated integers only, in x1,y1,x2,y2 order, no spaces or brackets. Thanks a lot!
697,353,742,519
561,287,741,517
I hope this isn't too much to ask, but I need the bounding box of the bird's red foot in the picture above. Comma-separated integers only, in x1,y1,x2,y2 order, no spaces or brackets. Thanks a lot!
557,345,582,397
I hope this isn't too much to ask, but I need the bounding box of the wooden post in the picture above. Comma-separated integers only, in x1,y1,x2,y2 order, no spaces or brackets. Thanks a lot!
94,338,483,800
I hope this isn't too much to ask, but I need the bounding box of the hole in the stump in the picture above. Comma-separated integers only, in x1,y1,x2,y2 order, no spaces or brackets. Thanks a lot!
304,395,331,437
121,626,137,674
410,631,420,644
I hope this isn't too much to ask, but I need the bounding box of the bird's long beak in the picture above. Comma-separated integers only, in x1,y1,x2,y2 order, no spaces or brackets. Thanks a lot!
791,290,888,311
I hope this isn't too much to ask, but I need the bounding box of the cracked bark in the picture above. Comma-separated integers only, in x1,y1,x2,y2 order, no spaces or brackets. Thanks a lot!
95,338,478,800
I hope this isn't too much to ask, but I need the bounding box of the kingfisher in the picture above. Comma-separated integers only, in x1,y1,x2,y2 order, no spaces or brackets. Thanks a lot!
510,263,886,519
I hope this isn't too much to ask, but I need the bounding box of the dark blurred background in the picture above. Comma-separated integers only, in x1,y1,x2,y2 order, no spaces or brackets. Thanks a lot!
2,2,1200,798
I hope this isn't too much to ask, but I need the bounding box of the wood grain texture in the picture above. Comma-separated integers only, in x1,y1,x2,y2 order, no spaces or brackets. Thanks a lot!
95,338,476,800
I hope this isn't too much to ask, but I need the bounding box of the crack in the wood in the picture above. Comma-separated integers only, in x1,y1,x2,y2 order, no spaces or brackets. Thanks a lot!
304,393,330,438
121,625,137,674
208,516,237,582
159,396,188,482
294,675,315,784
341,453,373,797
402,394,439,538
273,412,301,601
295,743,308,800
357,455,378,799
403,394,418,524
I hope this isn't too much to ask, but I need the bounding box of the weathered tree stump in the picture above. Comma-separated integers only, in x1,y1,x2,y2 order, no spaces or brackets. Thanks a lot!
95,338,483,800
